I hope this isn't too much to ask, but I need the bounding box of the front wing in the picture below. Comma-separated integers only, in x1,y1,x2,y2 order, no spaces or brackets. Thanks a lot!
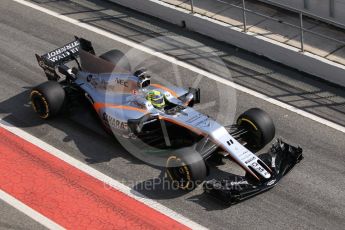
203,139,303,205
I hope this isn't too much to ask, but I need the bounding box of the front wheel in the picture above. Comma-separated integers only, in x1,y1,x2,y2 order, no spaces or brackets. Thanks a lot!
237,108,275,150
166,148,206,190
30,81,65,119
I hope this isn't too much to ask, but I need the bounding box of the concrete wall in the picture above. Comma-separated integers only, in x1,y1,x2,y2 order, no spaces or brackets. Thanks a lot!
334,0,345,24
259,0,345,27
109,0,345,87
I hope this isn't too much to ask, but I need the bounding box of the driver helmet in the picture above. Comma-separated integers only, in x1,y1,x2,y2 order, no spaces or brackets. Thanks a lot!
147,90,165,109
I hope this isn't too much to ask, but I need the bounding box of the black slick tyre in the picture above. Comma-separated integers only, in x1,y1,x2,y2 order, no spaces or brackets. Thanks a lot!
166,148,207,190
30,81,65,119
237,108,275,150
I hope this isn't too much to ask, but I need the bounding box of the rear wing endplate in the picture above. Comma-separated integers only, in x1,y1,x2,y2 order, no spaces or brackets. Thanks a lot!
35,37,95,80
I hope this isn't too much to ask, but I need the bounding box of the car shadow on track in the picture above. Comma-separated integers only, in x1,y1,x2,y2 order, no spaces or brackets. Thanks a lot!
132,165,245,210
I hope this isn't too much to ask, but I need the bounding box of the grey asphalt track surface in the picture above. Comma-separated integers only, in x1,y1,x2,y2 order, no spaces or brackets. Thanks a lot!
0,0,345,229
0,199,46,230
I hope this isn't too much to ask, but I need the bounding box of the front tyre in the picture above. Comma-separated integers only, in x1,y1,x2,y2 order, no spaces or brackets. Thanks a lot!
166,149,206,190
237,108,275,150
30,81,65,119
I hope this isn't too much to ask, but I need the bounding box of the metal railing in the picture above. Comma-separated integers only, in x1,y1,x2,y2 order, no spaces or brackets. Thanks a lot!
256,0,345,30
169,0,345,53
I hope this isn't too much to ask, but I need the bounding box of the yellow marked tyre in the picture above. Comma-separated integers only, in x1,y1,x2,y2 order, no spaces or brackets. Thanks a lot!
30,81,65,119
238,118,258,131
237,108,275,150
30,90,50,119
165,148,207,191
166,156,192,190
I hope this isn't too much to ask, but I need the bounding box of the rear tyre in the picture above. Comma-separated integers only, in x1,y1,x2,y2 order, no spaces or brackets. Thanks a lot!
237,108,275,150
166,148,207,190
99,49,131,72
30,81,65,119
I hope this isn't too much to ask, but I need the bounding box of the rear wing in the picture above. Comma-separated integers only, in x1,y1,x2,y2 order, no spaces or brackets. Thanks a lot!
35,37,95,80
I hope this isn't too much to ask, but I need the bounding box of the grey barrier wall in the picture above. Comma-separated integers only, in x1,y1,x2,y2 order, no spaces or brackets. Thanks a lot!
260,0,345,26
109,0,345,87
258,0,345,28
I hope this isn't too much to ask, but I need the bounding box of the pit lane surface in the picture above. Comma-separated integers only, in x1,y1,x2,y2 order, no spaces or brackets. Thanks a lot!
0,199,47,230
1,0,345,229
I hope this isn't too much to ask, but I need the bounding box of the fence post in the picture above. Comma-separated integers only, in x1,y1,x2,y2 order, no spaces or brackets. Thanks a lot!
330,0,335,17
299,12,304,52
242,0,247,32
190,0,194,13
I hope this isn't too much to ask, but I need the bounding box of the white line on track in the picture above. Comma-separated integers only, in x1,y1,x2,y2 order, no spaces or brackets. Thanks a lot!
0,189,65,230
0,119,207,230
12,0,345,134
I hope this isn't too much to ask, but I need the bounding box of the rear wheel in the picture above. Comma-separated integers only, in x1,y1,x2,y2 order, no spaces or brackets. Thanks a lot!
237,108,275,150
30,81,65,119
166,149,206,190
99,49,131,72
